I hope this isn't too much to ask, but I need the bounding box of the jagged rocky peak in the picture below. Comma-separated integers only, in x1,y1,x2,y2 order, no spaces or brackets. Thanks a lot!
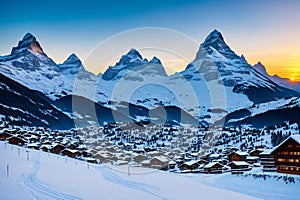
59,53,84,75
62,53,82,66
203,29,224,44
196,29,239,60
253,62,268,75
117,48,144,65
11,33,45,56
149,56,162,64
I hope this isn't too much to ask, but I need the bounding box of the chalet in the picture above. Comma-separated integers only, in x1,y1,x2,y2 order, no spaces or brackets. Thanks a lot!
246,156,259,164
179,159,208,171
94,153,110,163
270,135,300,175
228,151,248,162
61,149,80,158
259,149,276,172
81,157,97,163
40,145,51,152
50,144,65,154
168,160,176,169
250,148,264,157
8,136,26,146
203,162,224,174
208,153,222,162
150,156,169,169
141,160,151,168
0,132,12,141
27,143,40,150
228,161,251,174
134,154,148,163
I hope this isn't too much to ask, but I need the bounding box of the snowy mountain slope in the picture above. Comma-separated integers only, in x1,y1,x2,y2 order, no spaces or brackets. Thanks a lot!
253,62,300,93
0,30,299,128
2,131,300,200
54,95,198,127
0,33,98,100
0,73,74,129
221,97,300,128
184,29,299,105
102,48,167,81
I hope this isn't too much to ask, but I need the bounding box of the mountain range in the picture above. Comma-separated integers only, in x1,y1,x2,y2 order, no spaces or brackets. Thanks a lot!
0,30,299,129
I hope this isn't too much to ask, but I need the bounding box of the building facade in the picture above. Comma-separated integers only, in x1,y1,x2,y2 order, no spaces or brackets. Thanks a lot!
271,135,300,175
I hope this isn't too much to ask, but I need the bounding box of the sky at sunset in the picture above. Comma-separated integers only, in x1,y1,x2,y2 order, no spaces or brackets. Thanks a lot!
1,0,300,81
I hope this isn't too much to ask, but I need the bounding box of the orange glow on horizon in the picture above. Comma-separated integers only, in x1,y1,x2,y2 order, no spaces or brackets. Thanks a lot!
246,52,300,83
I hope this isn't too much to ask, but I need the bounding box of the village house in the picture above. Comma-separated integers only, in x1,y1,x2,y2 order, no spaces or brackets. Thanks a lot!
250,148,264,157
61,149,80,158
94,152,110,163
203,162,224,174
259,149,276,172
50,144,65,154
134,154,148,163
8,136,26,146
27,142,40,150
150,156,169,169
246,156,260,164
168,160,176,169
141,160,151,168
0,132,12,141
228,161,251,174
179,159,208,171
228,151,248,162
270,135,300,175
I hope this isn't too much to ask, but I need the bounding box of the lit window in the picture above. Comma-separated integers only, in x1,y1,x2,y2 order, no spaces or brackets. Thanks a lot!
295,159,300,163
288,159,294,162
288,144,293,148
290,167,294,171
278,158,286,162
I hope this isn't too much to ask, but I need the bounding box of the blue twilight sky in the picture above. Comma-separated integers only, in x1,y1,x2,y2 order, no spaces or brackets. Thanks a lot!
1,0,300,80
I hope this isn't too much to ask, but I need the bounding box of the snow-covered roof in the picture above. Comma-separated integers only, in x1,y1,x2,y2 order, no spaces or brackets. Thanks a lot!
209,153,221,158
234,151,248,156
141,160,150,164
230,161,249,166
204,162,222,169
64,149,78,153
183,160,200,166
291,135,300,144
152,156,169,163
27,143,40,147
168,160,176,165
271,134,300,154
259,149,273,156
246,156,259,160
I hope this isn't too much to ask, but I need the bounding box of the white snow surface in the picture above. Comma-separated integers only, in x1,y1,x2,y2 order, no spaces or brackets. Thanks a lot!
0,142,258,200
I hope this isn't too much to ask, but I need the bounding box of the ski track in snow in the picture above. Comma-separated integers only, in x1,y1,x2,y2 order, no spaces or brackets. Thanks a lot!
96,165,169,200
9,144,167,200
21,154,82,200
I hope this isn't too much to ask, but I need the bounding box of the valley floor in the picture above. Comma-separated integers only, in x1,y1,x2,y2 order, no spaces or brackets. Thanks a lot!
0,142,298,200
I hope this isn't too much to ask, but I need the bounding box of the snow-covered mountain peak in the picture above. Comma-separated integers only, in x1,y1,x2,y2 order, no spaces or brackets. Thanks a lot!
203,29,224,44
199,29,238,60
253,62,268,76
11,32,45,56
117,48,144,66
149,56,162,64
102,49,167,80
58,53,84,74
61,53,82,67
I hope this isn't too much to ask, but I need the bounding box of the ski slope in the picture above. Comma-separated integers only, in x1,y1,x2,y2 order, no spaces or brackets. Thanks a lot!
0,142,257,200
